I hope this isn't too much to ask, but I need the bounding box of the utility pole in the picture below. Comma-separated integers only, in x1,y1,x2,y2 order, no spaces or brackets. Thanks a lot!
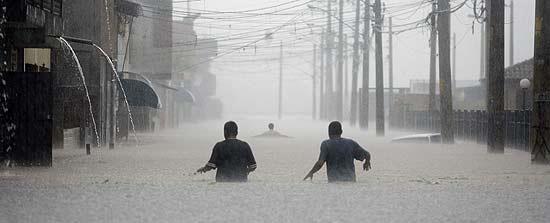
360,0,371,129
350,0,361,126
388,17,394,118
326,0,334,120
278,40,283,120
336,0,345,121
481,22,486,80
320,29,326,120
429,1,437,113
437,0,454,143
531,0,550,163
509,0,514,66
344,34,349,119
313,44,317,120
374,0,385,136
486,0,505,153
452,32,457,95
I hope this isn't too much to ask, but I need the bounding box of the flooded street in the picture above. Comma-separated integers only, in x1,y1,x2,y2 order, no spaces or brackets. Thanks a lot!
1,118,550,222
3,0,550,222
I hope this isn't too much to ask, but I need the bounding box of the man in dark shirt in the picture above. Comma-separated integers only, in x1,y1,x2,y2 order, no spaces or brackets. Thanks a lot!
304,121,371,182
196,121,257,182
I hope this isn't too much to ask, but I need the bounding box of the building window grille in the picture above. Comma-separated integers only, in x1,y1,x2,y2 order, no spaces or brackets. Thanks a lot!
26,0,62,16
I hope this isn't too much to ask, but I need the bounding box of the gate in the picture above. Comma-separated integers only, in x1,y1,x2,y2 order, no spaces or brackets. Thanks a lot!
5,72,53,166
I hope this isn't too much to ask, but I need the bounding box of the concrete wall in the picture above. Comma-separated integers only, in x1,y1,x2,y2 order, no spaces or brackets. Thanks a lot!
57,0,118,148
121,0,172,77
117,0,175,131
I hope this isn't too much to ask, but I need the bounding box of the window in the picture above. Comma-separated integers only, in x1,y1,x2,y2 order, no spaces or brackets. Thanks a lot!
26,0,62,15
53,0,62,15
24,48,51,72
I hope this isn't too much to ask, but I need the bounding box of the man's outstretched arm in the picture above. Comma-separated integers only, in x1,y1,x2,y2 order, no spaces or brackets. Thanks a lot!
245,143,257,173
197,144,219,174
352,142,371,172
363,158,371,171
303,160,324,181
247,163,257,173
196,163,216,173
304,142,327,180
362,150,372,171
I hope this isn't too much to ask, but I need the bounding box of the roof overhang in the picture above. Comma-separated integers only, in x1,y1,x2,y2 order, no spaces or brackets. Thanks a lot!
116,0,143,17
120,79,161,109
175,88,196,104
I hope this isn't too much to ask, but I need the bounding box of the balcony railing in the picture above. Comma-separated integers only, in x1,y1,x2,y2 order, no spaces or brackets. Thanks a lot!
27,0,63,16
6,0,64,41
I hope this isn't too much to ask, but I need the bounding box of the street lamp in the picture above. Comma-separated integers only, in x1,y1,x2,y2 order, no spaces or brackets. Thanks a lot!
520,78,531,110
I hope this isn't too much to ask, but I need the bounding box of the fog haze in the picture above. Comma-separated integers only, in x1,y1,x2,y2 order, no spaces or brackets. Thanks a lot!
180,0,536,116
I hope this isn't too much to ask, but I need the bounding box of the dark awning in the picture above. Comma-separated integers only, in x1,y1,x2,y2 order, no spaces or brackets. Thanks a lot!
116,0,143,17
175,88,196,104
120,79,161,109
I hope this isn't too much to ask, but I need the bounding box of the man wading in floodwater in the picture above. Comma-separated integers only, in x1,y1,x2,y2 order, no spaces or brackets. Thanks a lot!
304,121,371,182
196,121,257,182
253,123,290,138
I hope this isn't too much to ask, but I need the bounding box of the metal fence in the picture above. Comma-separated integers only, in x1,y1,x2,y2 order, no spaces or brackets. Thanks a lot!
28,0,62,15
391,110,532,151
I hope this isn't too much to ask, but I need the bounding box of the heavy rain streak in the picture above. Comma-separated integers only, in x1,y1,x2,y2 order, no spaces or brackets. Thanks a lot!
1,0,550,222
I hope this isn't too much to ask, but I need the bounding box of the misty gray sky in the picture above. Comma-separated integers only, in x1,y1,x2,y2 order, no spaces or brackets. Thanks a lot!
178,0,536,116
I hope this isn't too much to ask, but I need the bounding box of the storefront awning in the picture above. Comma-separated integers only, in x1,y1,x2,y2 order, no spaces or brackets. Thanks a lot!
120,79,161,109
148,81,195,104
175,88,196,104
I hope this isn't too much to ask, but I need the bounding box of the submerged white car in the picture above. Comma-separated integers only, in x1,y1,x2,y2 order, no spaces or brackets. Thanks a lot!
391,133,442,144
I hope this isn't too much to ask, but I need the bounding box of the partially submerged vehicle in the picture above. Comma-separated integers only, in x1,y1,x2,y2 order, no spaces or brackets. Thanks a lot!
391,133,442,144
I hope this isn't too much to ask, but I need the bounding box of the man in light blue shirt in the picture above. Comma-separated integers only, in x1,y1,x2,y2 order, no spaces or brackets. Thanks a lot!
304,121,371,182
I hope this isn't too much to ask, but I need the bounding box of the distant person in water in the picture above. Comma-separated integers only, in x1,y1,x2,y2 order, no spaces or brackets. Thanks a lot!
253,123,290,138
304,121,371,182
196,121,257,182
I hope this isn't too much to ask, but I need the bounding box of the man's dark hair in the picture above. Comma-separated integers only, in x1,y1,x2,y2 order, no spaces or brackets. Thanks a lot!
224,121,238,138
268,123,274,130
328,121,343,136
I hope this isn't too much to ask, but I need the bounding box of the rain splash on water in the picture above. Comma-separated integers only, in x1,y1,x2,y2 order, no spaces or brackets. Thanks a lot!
57,37,100,147
0,3,14,166
93,44,139,146
103,0,113,52
98,0,138,146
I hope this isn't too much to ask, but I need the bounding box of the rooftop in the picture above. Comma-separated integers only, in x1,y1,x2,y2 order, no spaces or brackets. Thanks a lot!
505,58,533,79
